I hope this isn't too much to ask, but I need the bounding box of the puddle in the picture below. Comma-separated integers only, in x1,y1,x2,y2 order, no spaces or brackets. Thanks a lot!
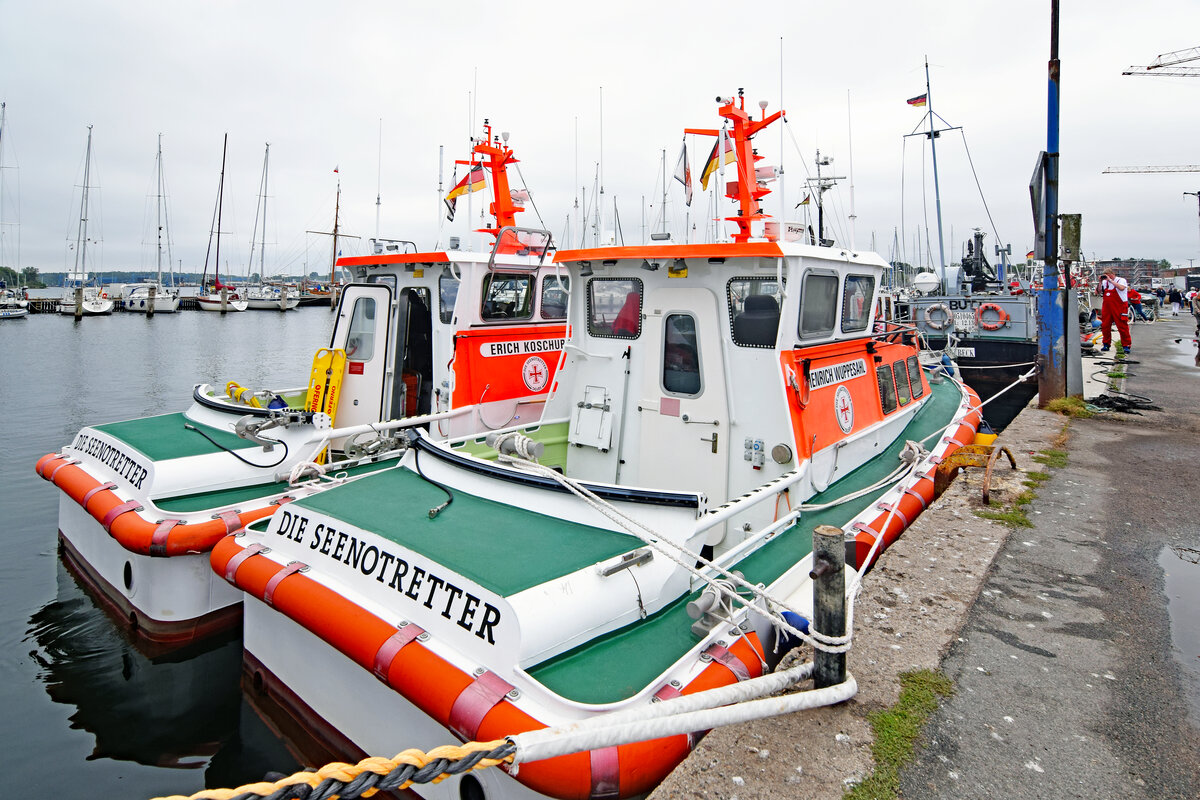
1159,544,1200,727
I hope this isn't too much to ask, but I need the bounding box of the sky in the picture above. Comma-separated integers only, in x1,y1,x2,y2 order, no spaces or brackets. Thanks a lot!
2,0,1199,281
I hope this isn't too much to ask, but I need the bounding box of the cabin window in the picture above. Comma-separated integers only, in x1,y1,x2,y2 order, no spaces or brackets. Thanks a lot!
438,273,459,324
540,275,569,320
369,275,398,291
798,272,839,339
841,275,875,333
662,313,702,396
893,361,912,406
481,272,533,321
728,277,783,348
346,297,377,360
907,356,925,398
877,364,898,414
588,278,642,339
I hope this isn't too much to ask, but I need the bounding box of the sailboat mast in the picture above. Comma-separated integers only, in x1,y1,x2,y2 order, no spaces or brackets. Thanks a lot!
215,133,227,287
330,181,340,307
260,143,269,279
925,58,947,286
156,133,164,285
74,125,93,276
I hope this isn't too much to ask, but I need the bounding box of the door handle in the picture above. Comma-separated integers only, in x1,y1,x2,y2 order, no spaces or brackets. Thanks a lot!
699,432,718,454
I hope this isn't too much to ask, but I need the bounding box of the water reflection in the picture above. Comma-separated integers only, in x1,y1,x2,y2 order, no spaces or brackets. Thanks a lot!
26,555,300,782
1160,543,1200,728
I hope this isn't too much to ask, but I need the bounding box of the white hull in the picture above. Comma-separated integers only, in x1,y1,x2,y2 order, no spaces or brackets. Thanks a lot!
246,296,300,311
58,497,243,633
0,306,28,319
197,295,249,312
58,297,114,315
123,289,181,313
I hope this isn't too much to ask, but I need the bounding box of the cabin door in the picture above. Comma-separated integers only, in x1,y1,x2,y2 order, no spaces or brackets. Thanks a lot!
330,284,394,435
636,287,729,542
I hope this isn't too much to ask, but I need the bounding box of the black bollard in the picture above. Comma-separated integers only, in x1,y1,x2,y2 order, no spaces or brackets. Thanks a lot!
811,524,847,688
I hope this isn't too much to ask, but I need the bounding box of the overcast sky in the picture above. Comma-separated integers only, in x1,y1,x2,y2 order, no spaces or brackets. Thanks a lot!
2,0,1199,281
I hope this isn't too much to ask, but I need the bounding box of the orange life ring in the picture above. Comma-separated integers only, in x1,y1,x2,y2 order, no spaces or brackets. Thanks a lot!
923,303,952,330
975,302,1010,331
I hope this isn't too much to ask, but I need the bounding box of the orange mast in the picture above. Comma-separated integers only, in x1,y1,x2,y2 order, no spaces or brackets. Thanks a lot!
685,89,785,243
457,119,524,237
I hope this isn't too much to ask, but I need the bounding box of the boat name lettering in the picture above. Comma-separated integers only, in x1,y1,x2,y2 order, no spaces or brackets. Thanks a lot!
806,359,869,391
481,338,565,357
946,299,982,311
273,510,502,645
70,433,149,490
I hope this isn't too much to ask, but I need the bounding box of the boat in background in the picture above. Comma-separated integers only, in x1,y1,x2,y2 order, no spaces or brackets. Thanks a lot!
0,283,28,318
218,91,979,800
894,62,1038,430
58,126,114,317
35,120,569,650
900,229,1039,430
197,134,248,313
123,135,180,314
243,144,299,311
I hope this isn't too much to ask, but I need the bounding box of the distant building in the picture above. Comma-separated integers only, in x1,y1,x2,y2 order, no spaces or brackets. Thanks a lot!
1094,259,1162,286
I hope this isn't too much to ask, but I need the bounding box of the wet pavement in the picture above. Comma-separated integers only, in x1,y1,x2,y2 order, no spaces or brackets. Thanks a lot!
901,315,1200,799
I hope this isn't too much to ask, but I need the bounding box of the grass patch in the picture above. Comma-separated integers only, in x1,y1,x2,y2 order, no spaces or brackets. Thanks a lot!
975,507,1035,527
1032,449,1068,468
845,670,955,799
1013,490,1035,506
1023,470,1051,486
1044,397,1095,419
1106,370,1126,379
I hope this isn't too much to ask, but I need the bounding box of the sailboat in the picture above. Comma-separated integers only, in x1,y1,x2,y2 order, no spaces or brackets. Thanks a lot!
213,92,981,800
35,120,569,649
244,143,299,311
123,134,181,313
897,61,1039,431
57,125,114,316
196,133,248,313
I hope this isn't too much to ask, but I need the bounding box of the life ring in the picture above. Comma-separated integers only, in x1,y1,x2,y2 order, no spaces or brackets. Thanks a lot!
101,292,108,299
923,303,952,330
976,302,1010,331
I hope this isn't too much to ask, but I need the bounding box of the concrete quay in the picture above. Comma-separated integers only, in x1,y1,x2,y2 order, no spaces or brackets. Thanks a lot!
651,315,1200,800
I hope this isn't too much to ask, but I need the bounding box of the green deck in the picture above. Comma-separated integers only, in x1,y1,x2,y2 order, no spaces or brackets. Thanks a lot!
94,413,256,461
526,378,964,704
294,463,642,597
154,459,400,513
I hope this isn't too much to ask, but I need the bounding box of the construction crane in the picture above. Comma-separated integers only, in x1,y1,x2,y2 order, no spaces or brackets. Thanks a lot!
1123,45,1200,77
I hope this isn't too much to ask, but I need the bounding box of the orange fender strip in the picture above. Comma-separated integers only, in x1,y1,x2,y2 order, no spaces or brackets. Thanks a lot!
213,535,764,800
36,453,282,557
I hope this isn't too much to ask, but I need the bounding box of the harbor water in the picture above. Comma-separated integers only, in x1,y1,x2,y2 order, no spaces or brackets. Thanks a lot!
0,309,334,796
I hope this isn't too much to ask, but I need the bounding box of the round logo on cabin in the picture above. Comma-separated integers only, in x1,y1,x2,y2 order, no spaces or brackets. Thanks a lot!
522,356,549,392
834,385,855,433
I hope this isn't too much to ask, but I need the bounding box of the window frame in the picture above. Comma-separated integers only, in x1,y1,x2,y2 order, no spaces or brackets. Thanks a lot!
797,269,840,340
587,277,644,339
840,274,875,333
661,311,703,397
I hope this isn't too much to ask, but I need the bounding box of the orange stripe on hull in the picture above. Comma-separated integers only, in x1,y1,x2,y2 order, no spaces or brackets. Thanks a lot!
36,453,281,556
213,535,764,799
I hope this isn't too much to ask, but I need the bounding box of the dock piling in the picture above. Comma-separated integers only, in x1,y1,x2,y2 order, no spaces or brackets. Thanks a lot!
812,524,847,688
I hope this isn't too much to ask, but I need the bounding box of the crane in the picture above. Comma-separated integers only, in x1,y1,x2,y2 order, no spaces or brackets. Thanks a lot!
1123,46,1200,77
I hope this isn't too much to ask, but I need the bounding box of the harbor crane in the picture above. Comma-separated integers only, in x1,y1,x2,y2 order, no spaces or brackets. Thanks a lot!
1123,45,1200,77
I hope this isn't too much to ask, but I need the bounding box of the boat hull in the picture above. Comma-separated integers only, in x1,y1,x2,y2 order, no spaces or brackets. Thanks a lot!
924,336,1039,430
0,306,29,319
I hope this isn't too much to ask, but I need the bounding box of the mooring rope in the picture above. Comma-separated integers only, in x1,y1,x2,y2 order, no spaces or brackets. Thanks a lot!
153,740,517,800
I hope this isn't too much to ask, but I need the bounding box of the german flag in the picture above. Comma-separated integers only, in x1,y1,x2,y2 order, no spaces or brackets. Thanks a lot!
907,94,928,107
444,165,486,221
699,135,736,191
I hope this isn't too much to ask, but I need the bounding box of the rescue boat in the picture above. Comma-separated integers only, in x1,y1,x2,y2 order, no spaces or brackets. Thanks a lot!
35,122,569,649
218,92,981,800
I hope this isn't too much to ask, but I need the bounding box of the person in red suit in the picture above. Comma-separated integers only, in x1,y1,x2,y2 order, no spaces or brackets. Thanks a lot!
1097,270,1131,353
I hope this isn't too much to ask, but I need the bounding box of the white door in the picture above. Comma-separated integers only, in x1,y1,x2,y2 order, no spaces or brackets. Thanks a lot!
330,284,394,432
636,287,729,540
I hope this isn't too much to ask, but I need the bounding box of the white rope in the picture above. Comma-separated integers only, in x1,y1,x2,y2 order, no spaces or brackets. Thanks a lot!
494,434,928,655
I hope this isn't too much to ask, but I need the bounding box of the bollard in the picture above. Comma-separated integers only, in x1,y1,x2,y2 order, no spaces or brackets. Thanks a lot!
220,286,228,313
74,286,83,319
811,524,847,689
280,285,288,311
147,285,156,317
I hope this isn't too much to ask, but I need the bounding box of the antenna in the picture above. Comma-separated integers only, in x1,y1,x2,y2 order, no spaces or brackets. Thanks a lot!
375,118,382,239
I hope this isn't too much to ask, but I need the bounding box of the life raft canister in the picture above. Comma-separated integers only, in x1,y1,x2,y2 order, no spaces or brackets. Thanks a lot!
975,302,1010,331
923,303,952,330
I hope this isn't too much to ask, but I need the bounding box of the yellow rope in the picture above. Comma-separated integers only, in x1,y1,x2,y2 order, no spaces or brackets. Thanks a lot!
151,740,514,800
